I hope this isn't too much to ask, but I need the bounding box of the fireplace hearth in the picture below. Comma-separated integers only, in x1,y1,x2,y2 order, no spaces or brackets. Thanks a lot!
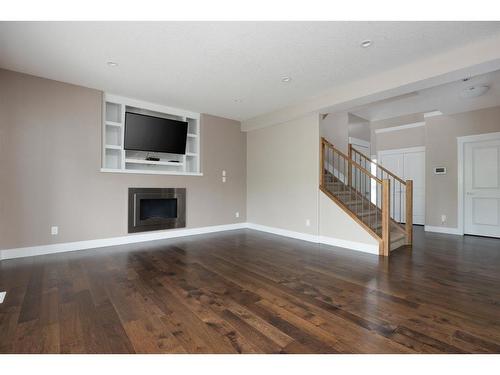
128,188,186,233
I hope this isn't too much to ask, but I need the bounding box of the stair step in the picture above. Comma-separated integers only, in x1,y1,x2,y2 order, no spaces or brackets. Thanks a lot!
390,231,406,243
323,163,409,253
356,210,377,218
390,234,407,251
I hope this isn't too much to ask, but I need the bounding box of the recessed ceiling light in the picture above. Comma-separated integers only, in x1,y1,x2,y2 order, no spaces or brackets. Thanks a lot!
107,61,118,67
281,76,292,83
360,40,372,48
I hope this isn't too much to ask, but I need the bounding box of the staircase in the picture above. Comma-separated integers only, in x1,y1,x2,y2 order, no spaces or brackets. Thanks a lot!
320,138,413,256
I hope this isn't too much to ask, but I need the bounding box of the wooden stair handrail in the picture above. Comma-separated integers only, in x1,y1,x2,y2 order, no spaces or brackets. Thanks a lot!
349,144,407,185
321,137,413,255
382,179,390,256
322,138,382,184
348,142,414,247
405,180,413,245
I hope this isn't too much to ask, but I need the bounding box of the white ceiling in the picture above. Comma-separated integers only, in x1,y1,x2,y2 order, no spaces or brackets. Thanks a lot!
1,21,500,121
350,69,500,121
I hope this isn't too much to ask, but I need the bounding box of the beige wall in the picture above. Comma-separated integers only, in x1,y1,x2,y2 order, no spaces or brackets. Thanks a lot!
247,113,320,235
0,69,246,251
320,112,349,153
319,192,378,252
348,113,370,143
371,113,425,153
425,106,500,228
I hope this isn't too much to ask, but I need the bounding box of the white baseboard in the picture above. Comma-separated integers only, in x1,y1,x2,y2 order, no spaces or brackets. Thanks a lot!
0,223,247,261
246,223,379,255
424,225,462,235
318,236,379,255
1,221,381,261
246,223,319,243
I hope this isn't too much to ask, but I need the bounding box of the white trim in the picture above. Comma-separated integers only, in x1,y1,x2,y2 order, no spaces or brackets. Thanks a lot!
374,122,425,134
378,146,426,157
457,131,500,236
0,291,6,304
423,111,443,118
318,236,379,255
0,222,382,261
100,168,203,176
246,223,318,243
0,223,247,261
348,137,370,148
246,223,379,255
424,225,462,235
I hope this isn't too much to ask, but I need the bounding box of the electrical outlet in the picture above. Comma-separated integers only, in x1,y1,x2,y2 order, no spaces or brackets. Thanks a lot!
305,219,311,227
441,215,447,224
222,170,226,177
235,212,240,218
51,226,58,236
222,176,227,183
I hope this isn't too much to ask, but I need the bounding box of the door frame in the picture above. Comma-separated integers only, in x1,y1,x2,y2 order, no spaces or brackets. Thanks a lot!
457,131,500,236
377,146,426,158
348,137,370,155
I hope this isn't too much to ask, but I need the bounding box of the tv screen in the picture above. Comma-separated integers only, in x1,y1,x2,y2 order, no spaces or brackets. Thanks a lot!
124,112,188,154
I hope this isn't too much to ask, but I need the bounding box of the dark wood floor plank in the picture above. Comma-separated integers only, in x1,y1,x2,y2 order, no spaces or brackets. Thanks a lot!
1,226,500,353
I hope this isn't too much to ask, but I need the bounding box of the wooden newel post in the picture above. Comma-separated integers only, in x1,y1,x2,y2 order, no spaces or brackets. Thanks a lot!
348,144,353,187
320,138,325,187
382,179,391,256
405,180,413,245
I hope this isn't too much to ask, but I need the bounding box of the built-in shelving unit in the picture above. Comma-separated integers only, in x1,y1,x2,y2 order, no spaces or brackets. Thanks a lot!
101,94,201,176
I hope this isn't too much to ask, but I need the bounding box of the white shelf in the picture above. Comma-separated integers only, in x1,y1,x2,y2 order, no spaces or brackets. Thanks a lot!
101,168,203,176
125,158,184,167
102,94,201,176
106,121,122,127
105,144,122,150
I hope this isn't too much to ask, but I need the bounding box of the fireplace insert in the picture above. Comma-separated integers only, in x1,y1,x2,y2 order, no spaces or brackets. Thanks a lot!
128,188,186,233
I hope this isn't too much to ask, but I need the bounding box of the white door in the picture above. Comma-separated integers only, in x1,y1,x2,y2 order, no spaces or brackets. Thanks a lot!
352,143,370,158
464,139,500,237
378,148,425,225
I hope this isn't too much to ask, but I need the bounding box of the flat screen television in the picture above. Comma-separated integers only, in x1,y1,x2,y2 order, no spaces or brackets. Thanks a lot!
124,112,188,154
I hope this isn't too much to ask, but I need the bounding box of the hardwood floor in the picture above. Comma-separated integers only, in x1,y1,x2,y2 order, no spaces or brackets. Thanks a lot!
1,226,500,353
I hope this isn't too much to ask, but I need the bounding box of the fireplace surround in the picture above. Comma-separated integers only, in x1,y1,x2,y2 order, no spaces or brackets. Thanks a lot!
128,188,186,233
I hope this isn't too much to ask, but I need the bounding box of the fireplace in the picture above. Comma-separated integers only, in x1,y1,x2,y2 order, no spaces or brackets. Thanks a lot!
128,188,186,233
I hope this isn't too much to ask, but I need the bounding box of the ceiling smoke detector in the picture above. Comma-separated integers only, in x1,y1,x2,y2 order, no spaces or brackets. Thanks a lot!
460,85,489,99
